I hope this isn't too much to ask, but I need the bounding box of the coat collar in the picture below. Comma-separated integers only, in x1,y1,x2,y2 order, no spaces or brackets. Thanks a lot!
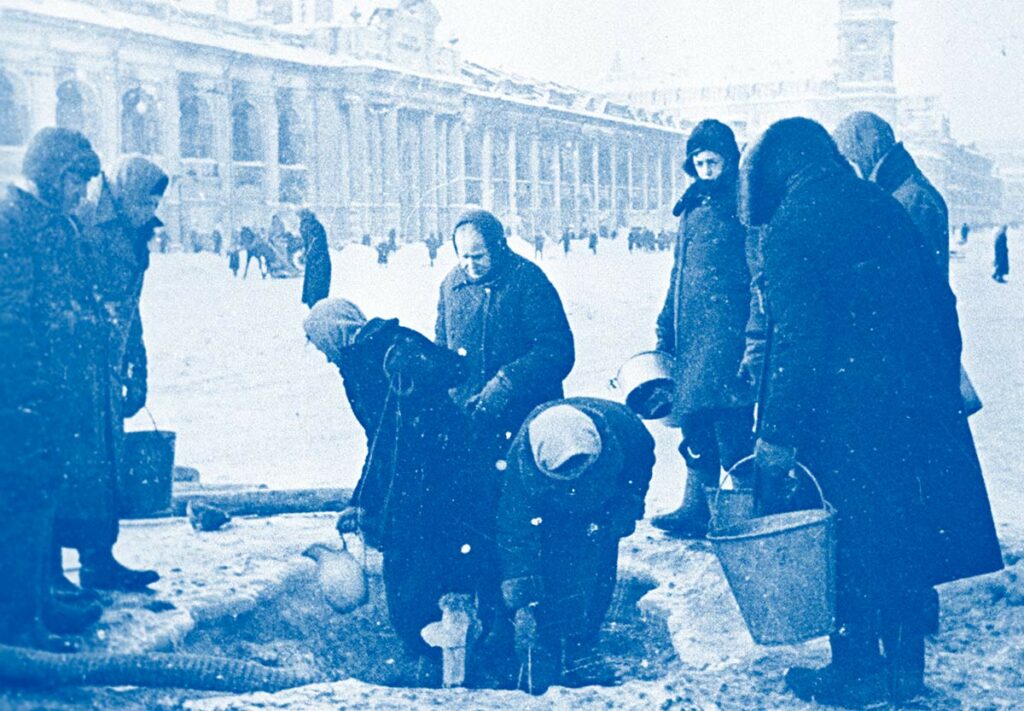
870,142,918,194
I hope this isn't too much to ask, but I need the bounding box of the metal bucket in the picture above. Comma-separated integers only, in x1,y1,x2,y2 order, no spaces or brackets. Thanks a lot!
707,455,757,532
707,463,836,646
120,430,176,517
610,350,675,420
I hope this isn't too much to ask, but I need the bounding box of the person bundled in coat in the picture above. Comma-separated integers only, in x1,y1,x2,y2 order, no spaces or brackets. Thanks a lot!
56,156,167,598
0,127,102,650
993,224,1009,282
497,398,654,694
652,119,759,537
299,208,331,307
305,299,497,667
740,117,1002,707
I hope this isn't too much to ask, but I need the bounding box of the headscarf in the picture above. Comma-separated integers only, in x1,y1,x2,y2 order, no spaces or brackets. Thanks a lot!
451,207,509,259
528,404,603,480
832,111,897,180
112,156,169,206
304,298,368,364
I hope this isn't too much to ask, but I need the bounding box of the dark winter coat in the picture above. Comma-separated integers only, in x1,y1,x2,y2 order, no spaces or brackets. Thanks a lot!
742,119,1002,621
335,318,496,654
300,212,331,307
871,142,951,279
497,397,654,642
657,174,756,414
994,228,1009,276
436,251,575,444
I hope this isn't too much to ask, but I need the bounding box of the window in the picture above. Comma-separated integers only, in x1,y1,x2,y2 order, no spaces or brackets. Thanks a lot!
121,87,160,155
0,71,26,146
180,93,214,159
277,90,304,166
232,101,263,162
56,80,87,134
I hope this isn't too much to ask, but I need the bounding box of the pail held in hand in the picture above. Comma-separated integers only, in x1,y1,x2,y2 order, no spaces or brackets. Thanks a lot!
707,462,835,646
611,350,675,420
121,430,176,517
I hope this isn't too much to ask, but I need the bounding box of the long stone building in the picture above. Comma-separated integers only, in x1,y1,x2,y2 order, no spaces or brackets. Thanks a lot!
607,0,1004,227
0,0,686,245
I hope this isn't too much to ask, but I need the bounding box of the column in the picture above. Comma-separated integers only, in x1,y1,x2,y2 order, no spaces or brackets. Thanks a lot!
259,87,280,210
27,67,57,138
552,136,561,230
346,95,369,236
669,144,679,203
572,139,582,227
626,146,634,214
507,127,518,220
383,106,400,233
211,78,233,238
529,133,540,228
591,139,600,228
656,151,664,211
481,126,493,210
420,112,438,239
436,117,450,231
609,141,618,220
449,119,466,208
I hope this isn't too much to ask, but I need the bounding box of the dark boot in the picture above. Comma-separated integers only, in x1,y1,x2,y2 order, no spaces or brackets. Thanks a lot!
785,630,889,707
921,586,940,635
42,594,103,635
80,549,159,592
882,625,926,704
51,546,101,604
651,468,713,538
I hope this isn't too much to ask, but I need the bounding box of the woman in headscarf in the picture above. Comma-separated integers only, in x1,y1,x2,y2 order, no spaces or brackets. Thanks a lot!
652,119,759,537
740,117,1001,707
299,208,331,307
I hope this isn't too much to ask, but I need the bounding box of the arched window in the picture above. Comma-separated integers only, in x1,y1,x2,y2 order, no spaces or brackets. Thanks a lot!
0,71,27,146
56,80,87,134
121,87,160,155
232,101,263,162
277,93,304,166
180,93,214,159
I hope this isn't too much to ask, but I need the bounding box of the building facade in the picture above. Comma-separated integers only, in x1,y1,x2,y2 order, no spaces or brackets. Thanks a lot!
0,0,685,245
607,0,1003,227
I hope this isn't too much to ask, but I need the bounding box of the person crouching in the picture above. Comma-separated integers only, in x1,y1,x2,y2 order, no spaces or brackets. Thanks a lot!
497,398,654,694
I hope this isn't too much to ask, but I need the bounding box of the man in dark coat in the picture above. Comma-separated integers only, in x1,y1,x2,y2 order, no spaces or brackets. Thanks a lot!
306,300,495,665
299,208,332,308
834,111,950,279
652,119,758,537
436,209,575,469
62,156,167,595
0,127,103,649
497,398,654,694
740,118,1002,707
993,224,1009,282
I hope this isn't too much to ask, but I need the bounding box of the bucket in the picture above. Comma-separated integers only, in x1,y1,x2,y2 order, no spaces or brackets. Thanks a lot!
120,428,176,517
706,456,758,532
707,463,835,646
610,350,675,420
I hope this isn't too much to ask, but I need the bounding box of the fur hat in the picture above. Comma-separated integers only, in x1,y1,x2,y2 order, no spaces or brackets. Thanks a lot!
528,404,602,480
22,127,101,196
304,298,367,364
832,111,897,180
683,119,741,178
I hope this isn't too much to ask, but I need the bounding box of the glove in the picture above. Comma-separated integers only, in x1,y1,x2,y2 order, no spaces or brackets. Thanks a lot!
753,438,799,516
122,367,147,418
464,372,514,419
737,339,765,387
336,506,365,536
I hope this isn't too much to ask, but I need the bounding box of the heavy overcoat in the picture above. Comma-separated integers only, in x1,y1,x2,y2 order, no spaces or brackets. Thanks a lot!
657,177,756,414
300,212,331,307
871,142,950,279
742,121,1002,624
436,252,574,445
497,397,654,646
336,318,496,654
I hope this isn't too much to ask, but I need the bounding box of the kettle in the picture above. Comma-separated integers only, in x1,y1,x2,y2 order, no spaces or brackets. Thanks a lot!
302,538,368,614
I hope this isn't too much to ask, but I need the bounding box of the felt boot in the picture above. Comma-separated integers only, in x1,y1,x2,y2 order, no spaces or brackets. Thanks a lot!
651,468,713,538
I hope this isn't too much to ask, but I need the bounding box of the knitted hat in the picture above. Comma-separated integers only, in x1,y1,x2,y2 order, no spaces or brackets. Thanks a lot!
528,404,602,480
832,111,896,180
683,119,741,178
22,127,101,195
304,298,367,363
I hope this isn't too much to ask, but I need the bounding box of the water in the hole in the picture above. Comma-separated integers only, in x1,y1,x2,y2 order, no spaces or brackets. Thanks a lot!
183,567,676,690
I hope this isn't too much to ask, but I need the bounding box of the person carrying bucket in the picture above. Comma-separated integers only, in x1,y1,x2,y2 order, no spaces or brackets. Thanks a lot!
740,118,1002,707
651,119,761,538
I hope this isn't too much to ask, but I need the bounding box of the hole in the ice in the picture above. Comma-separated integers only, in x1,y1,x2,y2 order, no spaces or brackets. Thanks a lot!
182,563,676,690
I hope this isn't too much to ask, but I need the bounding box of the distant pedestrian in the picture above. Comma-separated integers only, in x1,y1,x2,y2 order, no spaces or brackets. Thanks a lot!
376,241,390,267
427,237,439,267
228,248,240,277
387,227,398,250
561,229,571,255
212,229,223,255
959,222,970,244
993,225,1009,282
588,230,598,254
361,232,371,247
533,233,545,260
300,209,332,308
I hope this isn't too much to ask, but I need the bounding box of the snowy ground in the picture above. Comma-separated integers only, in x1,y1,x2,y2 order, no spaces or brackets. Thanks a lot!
28,224,1012,709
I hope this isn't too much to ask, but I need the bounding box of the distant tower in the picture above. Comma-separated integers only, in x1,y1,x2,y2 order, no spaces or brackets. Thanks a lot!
835,0,897,123
836,0,895,86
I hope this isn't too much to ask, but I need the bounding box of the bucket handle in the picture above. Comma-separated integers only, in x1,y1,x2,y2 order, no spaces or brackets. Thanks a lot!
718,453,834,515
143,406,160,433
